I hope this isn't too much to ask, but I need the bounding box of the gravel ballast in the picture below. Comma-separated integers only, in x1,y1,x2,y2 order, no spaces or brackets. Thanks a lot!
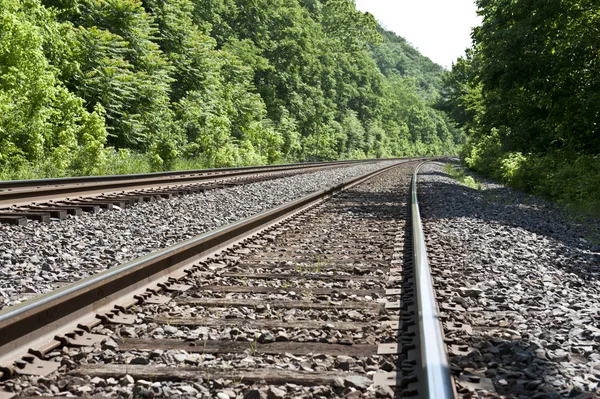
0,161,397,310
0,162,414,399
419,160,600,399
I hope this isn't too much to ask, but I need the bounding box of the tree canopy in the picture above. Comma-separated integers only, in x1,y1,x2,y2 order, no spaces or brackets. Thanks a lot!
440,0,600,209
1,0,462,178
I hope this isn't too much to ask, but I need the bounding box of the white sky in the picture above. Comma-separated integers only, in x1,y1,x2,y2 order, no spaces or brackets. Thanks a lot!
355,0,481,69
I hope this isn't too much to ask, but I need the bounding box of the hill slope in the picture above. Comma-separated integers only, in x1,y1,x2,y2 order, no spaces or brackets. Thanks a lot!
0,0,463,178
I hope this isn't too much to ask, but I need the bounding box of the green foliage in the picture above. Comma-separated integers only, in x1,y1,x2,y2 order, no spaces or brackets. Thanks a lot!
2,0,462,180
464,145,600,213
0,0,108,177
373,27,445,102
443,0,600,212
444,163,483,190
472,0,600,153
63,0,176,152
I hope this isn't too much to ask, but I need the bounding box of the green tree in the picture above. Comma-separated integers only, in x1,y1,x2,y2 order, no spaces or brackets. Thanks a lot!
0,0,107,176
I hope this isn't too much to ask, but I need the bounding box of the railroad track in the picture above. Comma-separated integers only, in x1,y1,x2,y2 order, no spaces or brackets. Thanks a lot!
0,160,459,398
0,160,373,225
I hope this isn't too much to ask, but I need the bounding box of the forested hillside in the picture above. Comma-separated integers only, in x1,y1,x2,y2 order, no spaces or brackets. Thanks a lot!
440,0,599,211
0,0,462,179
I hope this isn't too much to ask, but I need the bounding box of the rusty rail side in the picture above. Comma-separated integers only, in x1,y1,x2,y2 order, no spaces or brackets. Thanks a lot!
0,161,411,366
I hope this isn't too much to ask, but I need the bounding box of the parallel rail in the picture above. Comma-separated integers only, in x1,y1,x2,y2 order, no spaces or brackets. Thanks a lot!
0,160,392,214
0,160,364,190
0,162,400,366
0,159,456,399
0,160,367,205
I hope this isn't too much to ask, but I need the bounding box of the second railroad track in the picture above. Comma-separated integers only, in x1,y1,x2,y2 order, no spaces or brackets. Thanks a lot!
0,159,459,398
0,160,374,224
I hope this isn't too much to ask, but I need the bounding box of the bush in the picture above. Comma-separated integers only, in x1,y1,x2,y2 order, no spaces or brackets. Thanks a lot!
462,142,600,215
499,152,527,185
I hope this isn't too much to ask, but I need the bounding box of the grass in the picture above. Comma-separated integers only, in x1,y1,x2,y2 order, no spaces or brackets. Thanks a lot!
250,333,260,356
0,150,270,181
443,163,484,190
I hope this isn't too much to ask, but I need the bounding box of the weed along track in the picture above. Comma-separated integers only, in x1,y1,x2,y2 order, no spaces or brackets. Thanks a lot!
0,160,458,398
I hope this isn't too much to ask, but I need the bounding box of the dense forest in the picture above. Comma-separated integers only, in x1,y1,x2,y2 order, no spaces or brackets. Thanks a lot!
0,0,461,179
440,0,599,211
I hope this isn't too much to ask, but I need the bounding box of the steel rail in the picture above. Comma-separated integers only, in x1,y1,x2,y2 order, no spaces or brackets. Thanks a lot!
0,160,411,366
411,162,456,399
0,160,366,190
0,160,379,207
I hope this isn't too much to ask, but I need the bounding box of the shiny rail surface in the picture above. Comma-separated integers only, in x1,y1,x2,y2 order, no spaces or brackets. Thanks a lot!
0,160,376,208
411,162,456,399
0,161,403,367
0,158,457,399
0,160,363,190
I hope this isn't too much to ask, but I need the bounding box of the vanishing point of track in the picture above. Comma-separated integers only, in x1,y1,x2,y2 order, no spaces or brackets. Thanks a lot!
0,160,456,398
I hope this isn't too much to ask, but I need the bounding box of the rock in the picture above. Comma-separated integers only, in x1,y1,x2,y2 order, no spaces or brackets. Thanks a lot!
275,332,289,342
106,378,118,385
67,377,88,387
526,380,543,390
213,378,226,389
267,386,286,399
258,332,276,343
20,387,41,396
130,357,150,365
133,387,154,398
76,385,93,393
333,377,346,389
549,349,570,362
178,384,198,395
120,326,136,337
91,377,106,387
120,375,134,386
173,353,187,362
312,386,331,396
344,375,371,390
101,338,119,350
344,389,361,398
217,392,230,399
163,325,178,334
373,384,395,398
459,287,483,298
336,355,355,371
347,310,363,320
243,389,263,399
60,358,77,369
380,360,394,372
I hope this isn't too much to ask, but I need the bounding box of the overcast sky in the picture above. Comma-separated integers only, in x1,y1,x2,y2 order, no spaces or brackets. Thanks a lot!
355,0,481,69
